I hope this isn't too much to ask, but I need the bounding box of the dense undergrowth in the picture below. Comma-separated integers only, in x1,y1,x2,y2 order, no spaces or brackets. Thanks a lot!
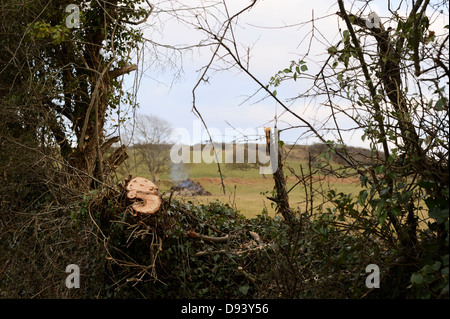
1,0,448,301
1,175,447,299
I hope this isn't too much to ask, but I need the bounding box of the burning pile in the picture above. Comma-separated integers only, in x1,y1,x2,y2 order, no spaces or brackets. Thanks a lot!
171,178,211,196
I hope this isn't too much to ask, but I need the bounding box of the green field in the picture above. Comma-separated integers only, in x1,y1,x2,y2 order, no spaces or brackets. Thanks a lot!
117,145,364,217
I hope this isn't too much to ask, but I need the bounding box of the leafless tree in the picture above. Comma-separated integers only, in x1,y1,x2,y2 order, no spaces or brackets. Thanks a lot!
129,114,173,183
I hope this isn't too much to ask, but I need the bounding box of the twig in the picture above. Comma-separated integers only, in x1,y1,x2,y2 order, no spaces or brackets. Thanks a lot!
187,230,231,243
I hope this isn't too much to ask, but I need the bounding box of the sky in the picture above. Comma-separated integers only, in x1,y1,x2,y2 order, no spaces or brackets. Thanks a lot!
117,0,448,148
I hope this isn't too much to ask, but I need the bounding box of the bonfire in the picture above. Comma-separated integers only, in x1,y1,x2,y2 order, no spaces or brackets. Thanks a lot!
171,178,211,196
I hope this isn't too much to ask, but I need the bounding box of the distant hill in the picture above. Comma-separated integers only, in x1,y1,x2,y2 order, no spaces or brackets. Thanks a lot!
120,142,380,166
282,143,380,166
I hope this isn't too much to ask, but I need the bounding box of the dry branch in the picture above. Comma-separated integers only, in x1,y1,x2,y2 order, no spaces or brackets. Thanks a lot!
187,230,231,243
108,64,138,80
192,230,270,258
106,144,129,169
248,231,262,244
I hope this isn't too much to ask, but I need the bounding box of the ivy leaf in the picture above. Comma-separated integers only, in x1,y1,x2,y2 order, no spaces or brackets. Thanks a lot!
343,29,350,39
328,46,338,56
378,210,387,226
358,190,368,205
435,97,447,111
411,272,424,284
425,197,449,224
374,165,385,174
418,180,435,189
239,285,250,295
387,171,398,180
443,254,449,267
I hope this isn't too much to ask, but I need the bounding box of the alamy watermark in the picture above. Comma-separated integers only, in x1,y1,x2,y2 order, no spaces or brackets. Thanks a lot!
65,264,80,289
365,12,381,29
65,4,80,29
169,121,279,175
365,264,380,288
63,262,379,289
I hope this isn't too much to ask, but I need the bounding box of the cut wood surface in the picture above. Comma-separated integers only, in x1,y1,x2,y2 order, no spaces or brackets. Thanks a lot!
126,177,161,215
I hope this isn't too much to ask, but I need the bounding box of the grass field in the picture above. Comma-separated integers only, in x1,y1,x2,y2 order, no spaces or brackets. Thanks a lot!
118,145,364,218
161,175,362,218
